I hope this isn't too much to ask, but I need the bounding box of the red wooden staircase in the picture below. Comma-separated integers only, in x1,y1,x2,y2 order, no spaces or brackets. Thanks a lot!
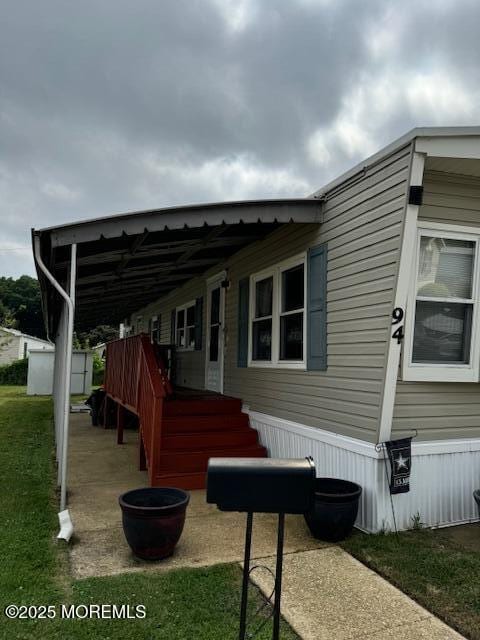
104,334,266,489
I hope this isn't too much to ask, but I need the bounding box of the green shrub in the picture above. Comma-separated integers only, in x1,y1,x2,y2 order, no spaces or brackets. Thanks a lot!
92,352,104,386
0,358,28,385
92,366,104,386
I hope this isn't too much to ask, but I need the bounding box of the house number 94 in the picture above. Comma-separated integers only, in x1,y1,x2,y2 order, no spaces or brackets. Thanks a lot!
391,307,404,344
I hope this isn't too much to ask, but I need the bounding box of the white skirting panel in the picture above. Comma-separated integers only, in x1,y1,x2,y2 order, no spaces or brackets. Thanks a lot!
248,409,480,533
248,410,380,532
379,448,480,531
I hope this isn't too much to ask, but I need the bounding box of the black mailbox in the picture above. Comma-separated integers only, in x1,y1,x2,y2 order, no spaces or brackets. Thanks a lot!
207,456,317,640
207,457,316,514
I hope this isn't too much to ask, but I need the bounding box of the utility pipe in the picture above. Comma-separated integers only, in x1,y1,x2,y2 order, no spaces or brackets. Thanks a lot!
34,236,76,539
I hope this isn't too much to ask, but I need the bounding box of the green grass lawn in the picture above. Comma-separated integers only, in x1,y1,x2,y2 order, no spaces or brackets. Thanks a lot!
0,386,298,640
342,528,480,640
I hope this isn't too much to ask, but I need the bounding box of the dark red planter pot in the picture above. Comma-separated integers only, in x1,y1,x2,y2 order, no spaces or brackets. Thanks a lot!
119,487,190,560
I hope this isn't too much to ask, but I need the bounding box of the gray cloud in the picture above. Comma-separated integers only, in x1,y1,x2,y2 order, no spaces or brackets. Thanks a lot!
1,0,480,277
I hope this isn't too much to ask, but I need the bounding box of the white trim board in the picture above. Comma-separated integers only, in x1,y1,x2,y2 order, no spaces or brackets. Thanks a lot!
247,409,480,457
418,220,480,236
248,409,379,458
206,269,227,285
378,150,425,441
415,136,480,159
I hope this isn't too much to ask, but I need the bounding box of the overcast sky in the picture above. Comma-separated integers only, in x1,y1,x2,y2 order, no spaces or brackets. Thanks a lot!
1,0,480,278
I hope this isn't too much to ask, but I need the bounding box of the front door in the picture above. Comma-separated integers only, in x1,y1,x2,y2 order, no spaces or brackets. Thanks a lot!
205,275,225,393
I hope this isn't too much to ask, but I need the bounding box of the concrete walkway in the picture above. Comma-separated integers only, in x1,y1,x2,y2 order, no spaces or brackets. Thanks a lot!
68,412,464,639
250,548,465,640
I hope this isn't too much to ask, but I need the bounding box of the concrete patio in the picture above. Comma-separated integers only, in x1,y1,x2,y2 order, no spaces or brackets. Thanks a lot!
67,412,325,579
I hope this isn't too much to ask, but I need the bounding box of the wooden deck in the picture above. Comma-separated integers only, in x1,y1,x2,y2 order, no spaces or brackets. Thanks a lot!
104,335,266,489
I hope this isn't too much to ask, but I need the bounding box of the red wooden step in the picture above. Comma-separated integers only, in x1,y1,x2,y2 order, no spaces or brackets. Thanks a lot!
158,445,267,474
163,396,243,416
162,427,259,451
163,413,250,434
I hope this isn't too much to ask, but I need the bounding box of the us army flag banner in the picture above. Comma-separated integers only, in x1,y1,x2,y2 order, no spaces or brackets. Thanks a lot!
384,437,412,494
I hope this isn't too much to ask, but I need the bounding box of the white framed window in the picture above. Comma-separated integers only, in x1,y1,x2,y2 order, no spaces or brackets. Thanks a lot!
403,224,480,382
176,301,196,351
248,254,306,369
150,315,160,343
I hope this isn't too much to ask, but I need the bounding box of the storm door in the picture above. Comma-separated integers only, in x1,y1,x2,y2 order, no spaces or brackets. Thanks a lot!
205,275,225,392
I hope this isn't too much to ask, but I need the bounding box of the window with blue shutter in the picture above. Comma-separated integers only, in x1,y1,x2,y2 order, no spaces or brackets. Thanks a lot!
307,243,327,371
237,277,249,367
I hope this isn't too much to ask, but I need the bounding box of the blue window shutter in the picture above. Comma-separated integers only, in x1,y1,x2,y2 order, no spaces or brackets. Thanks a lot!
194,297,203,351
170,309,176,344
307,243,327,371
237,277,250,367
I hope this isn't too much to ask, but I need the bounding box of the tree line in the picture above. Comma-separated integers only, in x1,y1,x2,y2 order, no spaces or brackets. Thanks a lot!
0,275,117,346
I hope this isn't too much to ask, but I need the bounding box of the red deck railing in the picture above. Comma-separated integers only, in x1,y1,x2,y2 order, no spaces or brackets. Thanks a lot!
104,334,172,482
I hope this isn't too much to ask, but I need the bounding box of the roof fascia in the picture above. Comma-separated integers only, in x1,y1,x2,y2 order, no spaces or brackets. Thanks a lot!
38,200,321,248
415,135,480,159
312,126,480,200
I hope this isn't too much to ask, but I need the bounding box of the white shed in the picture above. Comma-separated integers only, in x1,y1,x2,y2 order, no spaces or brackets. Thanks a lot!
27,349,93,396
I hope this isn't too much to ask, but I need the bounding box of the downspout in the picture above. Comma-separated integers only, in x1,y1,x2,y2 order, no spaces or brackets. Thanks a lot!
34,235,76,541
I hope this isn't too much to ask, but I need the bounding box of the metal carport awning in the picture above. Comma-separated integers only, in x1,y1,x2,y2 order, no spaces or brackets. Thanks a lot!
31,197,321,541
34,198,321,333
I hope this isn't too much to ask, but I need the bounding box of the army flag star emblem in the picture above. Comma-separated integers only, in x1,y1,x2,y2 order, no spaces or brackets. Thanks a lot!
395,453,409,471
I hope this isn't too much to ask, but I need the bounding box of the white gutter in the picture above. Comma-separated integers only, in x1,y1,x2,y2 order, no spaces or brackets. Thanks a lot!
34,235,76,541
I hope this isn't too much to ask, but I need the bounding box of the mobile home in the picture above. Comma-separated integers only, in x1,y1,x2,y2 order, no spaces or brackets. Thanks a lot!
34,127,480,532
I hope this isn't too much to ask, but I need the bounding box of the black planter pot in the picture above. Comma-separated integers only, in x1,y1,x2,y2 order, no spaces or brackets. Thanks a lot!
474,490,480,518
119,487,190,560
304,478,362,542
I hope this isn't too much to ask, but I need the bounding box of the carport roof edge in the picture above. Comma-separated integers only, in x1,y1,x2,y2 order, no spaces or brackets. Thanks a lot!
34,198,321,248
32,198,322,335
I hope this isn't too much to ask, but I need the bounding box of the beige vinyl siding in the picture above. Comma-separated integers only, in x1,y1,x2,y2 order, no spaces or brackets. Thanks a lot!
418,171,480,227
222,144,411,443
392,171,480,441
131,143,411,443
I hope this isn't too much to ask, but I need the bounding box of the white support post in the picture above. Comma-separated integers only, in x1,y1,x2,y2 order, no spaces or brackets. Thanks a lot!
53,307,67,480
378,151,426,443
58,243,76,511
34,237,77,540
52,321,62,462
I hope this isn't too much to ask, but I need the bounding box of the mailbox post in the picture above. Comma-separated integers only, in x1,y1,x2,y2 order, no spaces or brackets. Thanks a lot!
207,457,316,640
